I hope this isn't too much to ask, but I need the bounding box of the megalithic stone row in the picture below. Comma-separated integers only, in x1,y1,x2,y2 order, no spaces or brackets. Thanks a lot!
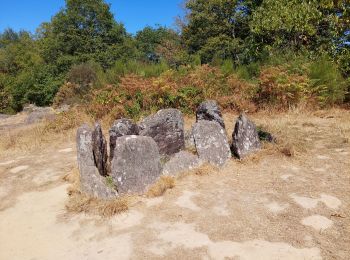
196,100,225,129
110,135,162,195
192,120,231,167
231,114,261,159
92,122,108,177
76,124,117,199
139,109,185,156
109,118,139,160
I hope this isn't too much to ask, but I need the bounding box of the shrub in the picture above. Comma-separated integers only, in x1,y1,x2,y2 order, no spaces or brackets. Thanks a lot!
105,60,169,83
255,66,310,110
308,56,347,106
221,59,235,75
53,82,81,107
235,62,261,81
67,63,97,91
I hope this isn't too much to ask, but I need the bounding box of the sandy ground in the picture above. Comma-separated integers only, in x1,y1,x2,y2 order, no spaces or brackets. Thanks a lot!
0,110,349,260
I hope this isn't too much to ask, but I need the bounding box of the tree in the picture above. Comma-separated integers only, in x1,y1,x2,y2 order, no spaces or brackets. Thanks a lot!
181,0,259,63
0,30,61,111
136,26,175,62
38,0,134,71
250,0,349,53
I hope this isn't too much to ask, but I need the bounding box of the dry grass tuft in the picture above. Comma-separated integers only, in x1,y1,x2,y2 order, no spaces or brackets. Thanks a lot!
0,122,76,156
193,163,219,176
278,143,296,157
65,190,128,218
62,168,80,184
178,163,219,179
147,176,175,198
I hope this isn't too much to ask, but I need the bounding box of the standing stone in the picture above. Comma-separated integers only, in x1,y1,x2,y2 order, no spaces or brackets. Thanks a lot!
231,114,261,159
192,120,231,167
196,100,225,129
163,151,202,176
76,124,117,199
109,118,139,160
139,109,184,155
92,122,108,177
111,136,162,194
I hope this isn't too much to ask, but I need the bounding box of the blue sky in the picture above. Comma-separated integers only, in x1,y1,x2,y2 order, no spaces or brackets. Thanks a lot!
0,0,184,34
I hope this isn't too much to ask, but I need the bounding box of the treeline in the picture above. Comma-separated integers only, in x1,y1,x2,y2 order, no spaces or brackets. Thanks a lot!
0,0,349,113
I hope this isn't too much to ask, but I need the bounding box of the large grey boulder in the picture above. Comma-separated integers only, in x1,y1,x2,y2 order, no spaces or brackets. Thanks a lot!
76,124,117,199
111,136,162,195
139,109,184,155
192,120,231,167
109,118,139,160
231,114,261,159
92,122,108,177
196,100,225,129
163,151,202,176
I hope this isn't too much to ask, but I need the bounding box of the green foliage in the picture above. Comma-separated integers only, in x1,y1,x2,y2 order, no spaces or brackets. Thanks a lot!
250,0,347,54
309,56,347,106
182,0,251,64
221,59,235,75
1,0,350,114
38,0,134,71
105,60,169,82
235,63,261,81
135,26,177,62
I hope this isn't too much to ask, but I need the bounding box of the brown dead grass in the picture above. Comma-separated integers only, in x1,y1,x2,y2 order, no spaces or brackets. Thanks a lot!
65,191,128,218
146,176,175,198
62,168,80,185
178,163,219,179
0,108,93,156
0,122,76,156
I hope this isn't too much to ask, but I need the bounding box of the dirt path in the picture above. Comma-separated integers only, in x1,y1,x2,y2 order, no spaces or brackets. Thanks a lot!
0,111,349,260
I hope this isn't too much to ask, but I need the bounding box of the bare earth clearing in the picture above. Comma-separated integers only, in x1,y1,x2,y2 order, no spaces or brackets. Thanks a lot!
0,110,349,260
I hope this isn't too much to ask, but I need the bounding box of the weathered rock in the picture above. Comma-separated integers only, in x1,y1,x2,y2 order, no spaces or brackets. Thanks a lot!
231,114,261,159
109,118,139,160
0,114,10,120
25,106,55,124
111,135,162,194
55,104,70,113
196,100,225,129
258,129,276,143
92,122,108,177
76,124,117,199
163,151,202,176
139,109,184,155
184,129,196,151
192,120,231,166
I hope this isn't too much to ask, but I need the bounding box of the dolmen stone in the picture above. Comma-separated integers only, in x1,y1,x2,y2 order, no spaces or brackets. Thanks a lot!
231,114,261,159
109,118,139,160
192,120,231,166
139,109,184,155
92,122,108,176
76,124,117,199
111,135,162,194
196,100,225,129
163,151,202,176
